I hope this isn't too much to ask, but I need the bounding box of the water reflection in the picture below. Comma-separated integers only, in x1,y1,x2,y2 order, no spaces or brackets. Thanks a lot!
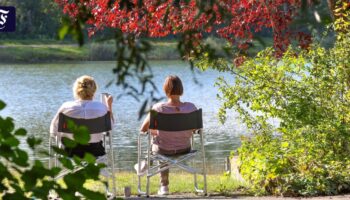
0,61,246,173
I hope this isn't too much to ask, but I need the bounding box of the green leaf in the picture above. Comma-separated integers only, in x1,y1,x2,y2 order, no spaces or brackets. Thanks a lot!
83,153,96,164
73,126,90,145
63,172,85,188
27,136,42,149
82,164,101,180
67,120,77,131
58,157,75,170
58,24,69,40
281,142,289,148
58,17,71,40
0,117,15,135
14,128,27,136
4,137,19,146
0,101,5,110
79,188,105,200
3,191,25,200
12,149,29,167
52,146,68,156
62,137,77,148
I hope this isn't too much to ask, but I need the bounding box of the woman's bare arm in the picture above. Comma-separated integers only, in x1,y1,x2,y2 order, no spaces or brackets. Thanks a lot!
140,114,150,132
106,95,115,122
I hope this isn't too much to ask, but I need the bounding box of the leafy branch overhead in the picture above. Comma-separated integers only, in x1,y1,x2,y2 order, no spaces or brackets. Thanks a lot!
54,0,334,118
56,0,324,54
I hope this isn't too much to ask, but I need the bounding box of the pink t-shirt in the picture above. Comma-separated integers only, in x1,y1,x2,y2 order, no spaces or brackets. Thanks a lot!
152,102,197,150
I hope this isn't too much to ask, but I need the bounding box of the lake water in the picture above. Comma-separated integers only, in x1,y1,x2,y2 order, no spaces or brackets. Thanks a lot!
0,61,246,173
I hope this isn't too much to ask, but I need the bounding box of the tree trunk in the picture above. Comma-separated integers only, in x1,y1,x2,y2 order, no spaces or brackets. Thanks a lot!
327,0,335,20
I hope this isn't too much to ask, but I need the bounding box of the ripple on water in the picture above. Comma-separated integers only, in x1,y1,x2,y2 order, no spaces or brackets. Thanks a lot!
0,61,246,173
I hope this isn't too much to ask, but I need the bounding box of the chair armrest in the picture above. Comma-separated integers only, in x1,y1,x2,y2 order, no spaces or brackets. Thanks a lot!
103,131,111,136
139,131,149,135
193,129,203,134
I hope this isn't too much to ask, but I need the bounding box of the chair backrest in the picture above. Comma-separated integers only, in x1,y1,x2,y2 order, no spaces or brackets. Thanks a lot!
149,109,203,131
58,112,112,134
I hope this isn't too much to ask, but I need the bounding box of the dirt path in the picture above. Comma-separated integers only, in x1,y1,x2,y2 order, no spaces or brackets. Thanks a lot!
126,194,350,199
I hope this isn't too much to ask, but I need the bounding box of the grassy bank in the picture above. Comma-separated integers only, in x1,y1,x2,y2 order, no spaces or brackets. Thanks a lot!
82,172,246,196
0,45,88,63
0,38,271,63
0,39,180,63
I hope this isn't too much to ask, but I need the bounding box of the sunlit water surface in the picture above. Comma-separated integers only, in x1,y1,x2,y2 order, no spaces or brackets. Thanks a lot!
0,61,247,172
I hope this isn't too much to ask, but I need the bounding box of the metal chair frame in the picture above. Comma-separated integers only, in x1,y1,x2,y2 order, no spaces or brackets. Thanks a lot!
49,112,116,195
137,109,207,197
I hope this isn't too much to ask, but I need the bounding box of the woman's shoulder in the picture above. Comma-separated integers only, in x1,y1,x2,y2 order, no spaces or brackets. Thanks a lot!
87,100,108,109
183,102,196,107
182,102,197,111
152,101,197,112
61,100,106,109
60,100,77,108
152,102,166,111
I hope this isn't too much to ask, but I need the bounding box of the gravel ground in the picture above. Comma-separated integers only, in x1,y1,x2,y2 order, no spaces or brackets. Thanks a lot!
125,194,350,200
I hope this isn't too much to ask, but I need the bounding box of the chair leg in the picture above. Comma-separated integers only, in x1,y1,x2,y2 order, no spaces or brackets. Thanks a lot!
49,136,52,169
55,136,60,168
49,135,59,169
137,134,143,194
194,173,198,191
108,132,117,196
137,175,142,196
146,133,151,197
146,176,150,197
200,130,207,195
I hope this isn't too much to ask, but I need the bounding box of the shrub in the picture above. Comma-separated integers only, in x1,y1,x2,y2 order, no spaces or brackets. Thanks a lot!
216,2,350,196
0,100,107,199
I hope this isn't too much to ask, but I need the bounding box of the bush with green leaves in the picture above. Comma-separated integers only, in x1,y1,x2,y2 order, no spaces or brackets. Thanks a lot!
216,3,350,196
0,100,108,199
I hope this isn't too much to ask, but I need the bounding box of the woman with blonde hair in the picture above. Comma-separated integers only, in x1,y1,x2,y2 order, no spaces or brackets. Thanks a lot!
140,75,197,195
50,75,113,158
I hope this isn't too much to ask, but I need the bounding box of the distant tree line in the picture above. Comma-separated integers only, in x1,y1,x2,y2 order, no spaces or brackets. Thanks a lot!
0,0,62,39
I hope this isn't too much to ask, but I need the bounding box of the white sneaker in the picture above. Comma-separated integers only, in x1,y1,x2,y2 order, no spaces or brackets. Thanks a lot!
134,160,147,175
74,192,84,197
157,186,169,195
48,191,62,200
106,191,114,200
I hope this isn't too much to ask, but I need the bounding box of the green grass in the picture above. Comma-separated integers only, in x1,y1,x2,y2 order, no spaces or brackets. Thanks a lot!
83,172,247,196
0,37,273,63
5,170,246,197
0,39,73,45
0,40,180,63
0,45,88,62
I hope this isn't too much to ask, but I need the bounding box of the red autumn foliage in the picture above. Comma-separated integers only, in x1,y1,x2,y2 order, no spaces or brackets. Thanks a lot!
55,0,311,55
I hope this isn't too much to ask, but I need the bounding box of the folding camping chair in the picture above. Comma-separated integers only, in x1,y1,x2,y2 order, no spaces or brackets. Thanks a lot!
49,112,116,195
137,109,207,197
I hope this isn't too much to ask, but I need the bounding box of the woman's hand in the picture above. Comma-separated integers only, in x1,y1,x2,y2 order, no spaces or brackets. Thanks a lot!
140,114,150,132
106,95,115,123
106,95,113,111
150,129,158,136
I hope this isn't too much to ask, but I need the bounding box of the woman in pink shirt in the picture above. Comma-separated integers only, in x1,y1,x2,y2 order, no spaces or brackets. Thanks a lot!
140,75,197,195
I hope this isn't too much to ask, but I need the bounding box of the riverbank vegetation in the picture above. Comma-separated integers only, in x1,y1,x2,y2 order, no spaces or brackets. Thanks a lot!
216,2,350,196
0,40,179,63
0,37,272,63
